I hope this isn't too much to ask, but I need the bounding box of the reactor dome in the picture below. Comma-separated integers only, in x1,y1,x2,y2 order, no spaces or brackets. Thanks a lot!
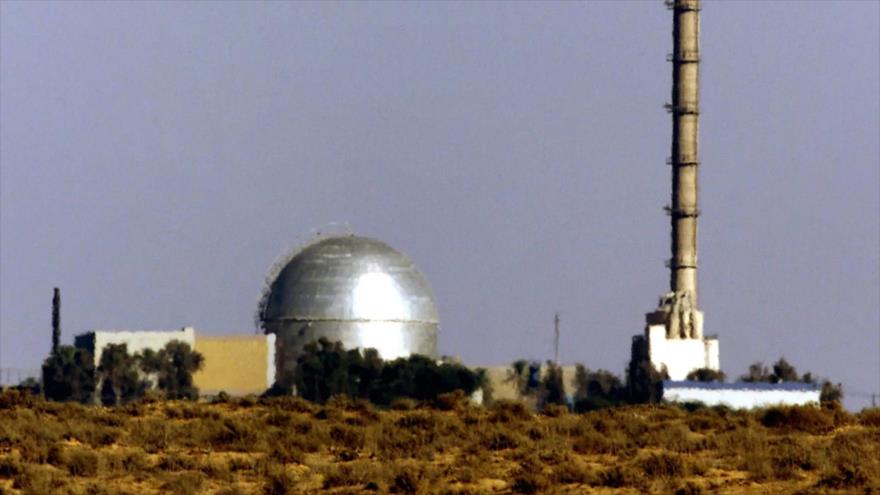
260,235,439,388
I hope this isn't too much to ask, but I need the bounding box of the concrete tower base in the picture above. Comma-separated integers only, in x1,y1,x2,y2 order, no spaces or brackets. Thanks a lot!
632,291,720,380
643,324,719,380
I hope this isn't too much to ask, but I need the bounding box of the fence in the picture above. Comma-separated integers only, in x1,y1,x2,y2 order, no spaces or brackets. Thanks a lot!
0,368,41,387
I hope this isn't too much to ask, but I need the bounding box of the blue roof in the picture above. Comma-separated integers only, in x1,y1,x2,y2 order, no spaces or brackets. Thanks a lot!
662,380,820,392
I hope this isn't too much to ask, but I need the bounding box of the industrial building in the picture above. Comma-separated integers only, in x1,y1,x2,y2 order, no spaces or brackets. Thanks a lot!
75,327,275,396
73,234,438,397
60,0,818,410
258,235,439,390
661,381,821,409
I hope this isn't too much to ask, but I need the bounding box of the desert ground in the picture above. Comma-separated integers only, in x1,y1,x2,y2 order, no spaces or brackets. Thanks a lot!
1,391,878,495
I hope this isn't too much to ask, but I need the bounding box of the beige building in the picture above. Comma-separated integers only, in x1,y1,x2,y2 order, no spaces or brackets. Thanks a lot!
76,327,275,397
479,365,581,406
192,333,275,396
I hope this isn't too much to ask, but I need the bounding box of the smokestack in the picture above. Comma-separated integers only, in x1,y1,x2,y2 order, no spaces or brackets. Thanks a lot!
52,287,61,354
667,0,701,306
632,0,718,380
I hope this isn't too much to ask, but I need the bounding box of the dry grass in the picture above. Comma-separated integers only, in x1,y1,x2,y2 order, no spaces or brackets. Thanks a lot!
0,391,878,494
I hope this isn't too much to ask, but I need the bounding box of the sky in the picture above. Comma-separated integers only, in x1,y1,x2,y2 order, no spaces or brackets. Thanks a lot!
1,1,878,410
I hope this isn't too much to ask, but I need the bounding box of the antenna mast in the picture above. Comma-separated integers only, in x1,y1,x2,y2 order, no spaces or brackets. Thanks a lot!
554,312,560,365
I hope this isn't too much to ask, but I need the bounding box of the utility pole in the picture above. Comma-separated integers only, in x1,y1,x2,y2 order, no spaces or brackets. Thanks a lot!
554,312,560,365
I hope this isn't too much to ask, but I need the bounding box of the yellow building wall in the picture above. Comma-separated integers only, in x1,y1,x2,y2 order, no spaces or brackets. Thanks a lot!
193,335,273,396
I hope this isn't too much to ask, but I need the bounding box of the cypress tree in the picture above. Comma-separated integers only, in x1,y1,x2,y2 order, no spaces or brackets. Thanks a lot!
52,287,61,354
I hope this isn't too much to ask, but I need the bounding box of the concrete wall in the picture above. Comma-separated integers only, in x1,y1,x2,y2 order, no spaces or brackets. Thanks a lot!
662,381,821,409
84,327,196,366
479,365,581,405
647,324,719,380
192,334,275,396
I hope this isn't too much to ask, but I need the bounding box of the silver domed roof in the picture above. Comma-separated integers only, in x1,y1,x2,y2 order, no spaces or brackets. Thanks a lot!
261,236,438,325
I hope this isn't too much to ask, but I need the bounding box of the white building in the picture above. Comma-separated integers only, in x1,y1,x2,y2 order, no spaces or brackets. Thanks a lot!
661,381,821,409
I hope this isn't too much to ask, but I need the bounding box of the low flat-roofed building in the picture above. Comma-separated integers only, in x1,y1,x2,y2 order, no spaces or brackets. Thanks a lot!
74,327,275,397
75,327,196,366
661,380,821,409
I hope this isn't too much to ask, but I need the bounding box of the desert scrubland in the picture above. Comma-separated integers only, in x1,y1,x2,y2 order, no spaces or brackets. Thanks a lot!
1,391,879,495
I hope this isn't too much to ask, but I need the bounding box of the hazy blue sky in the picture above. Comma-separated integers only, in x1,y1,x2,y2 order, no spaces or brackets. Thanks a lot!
2,1,878,409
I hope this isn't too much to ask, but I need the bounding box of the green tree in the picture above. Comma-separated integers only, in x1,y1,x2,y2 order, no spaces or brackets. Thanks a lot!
294,338,353,402
293,339,483,405
97,343,147,405
138,341,204,400
506,359,530,398
820,381,843,407
505,359,542,400
740,362,771,383
42,345,96,403
686,368,726,382
739,358,822,385
51,288,61,354
771,358,799,382
541,361,566,407
626,359,667,404
574,365,625,411
15,377,41,395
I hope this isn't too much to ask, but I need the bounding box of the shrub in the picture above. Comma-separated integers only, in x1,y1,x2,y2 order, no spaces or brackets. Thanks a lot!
551,461,595,485
0,389,37,409
329,424,365,450
434,390,469,411
482,426,523,451
511,470,549,494
858,408,880,427
259,395,315,413
216,487,247,495
12,465,68,493
644,423,699,453
390,397,417,411
376,412,445,460
816,431,880,489
674,482,703,495
639,452,688,479
0,453,22,477
488,400,531,422
65,448,100,477
571,429,634,457
596,465,644,488
759,406,834,434
120,450,150,474
160,471,205,495
769,437,817,480
391,469,422,494
542,403,568,417
322,461,384,489
127,418,171,453
158,453,197,472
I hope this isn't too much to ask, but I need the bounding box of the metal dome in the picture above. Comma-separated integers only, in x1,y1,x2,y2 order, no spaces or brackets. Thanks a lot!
261,235,439,388
262,236,438,324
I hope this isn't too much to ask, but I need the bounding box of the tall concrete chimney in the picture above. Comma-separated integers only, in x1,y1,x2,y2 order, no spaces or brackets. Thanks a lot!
667,0,701,305
631,0,719,381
